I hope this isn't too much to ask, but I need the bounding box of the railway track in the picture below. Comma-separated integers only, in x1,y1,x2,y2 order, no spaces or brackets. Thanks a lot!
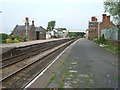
2,39,71,60
1,38,78,88
0,39,73,68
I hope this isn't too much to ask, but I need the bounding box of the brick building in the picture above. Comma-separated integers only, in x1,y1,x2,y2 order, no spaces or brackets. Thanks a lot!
98,14,115,37
13,17,46,40
87,14,115,40
88,17,98,40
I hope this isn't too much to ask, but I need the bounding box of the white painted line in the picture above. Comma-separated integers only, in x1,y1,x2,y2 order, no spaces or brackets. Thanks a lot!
24,39,80,89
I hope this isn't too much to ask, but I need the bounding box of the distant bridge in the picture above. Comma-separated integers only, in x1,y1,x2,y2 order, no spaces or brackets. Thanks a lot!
68,30,86,33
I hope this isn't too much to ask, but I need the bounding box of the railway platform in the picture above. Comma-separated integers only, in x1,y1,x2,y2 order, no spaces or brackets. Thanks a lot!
26,38,118,88
0,38,66,54
1,38,118,89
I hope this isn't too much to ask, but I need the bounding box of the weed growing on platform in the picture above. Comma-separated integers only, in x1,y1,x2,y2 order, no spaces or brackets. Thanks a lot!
46,72,57,87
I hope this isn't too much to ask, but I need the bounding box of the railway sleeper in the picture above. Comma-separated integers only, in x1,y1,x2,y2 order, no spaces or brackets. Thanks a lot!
1,38,76,68
2,39,77,88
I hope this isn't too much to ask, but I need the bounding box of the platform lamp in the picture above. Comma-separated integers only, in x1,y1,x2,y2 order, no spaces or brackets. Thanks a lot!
23,17,31,39
25,17,29,39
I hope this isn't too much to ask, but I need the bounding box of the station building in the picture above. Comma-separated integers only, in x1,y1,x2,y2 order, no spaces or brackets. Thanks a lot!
88,14,115,40
98,14,115,37
88,16,98,40
13,17,46,40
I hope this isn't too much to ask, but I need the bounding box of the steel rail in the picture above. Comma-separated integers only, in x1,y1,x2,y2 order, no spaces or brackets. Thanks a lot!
1,39,76,83
1,39,73,68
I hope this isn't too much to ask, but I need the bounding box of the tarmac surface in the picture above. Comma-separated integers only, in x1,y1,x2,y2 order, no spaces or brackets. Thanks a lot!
26,38,118,88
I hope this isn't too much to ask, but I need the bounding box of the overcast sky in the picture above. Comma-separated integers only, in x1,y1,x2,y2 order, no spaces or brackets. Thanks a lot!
0,0,106,34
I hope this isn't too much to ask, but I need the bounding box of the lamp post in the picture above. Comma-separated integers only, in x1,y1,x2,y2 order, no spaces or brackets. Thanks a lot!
25,17,29,39
25,22,28,39
23,17,31,39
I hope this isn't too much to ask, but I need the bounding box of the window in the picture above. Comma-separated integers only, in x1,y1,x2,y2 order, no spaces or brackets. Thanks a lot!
16,32,19,36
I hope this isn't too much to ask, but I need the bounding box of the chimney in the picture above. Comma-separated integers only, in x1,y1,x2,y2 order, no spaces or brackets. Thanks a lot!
32,21,34,26
95,18,97,21
102,14,107,20
107,16,110,20
91,17,96,21
25,17,29,25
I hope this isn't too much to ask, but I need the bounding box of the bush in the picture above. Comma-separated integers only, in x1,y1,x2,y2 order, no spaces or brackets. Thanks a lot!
2,40,6,44
14,38,19,43
99,34,106,44
93,38,98,42
16,36,22,40
23,38,27,42
23,38,30,42
0,33,8,40
6,39,12,43
19,39,24,42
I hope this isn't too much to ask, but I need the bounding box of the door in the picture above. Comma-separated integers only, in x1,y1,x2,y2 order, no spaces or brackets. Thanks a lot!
36,31,39,40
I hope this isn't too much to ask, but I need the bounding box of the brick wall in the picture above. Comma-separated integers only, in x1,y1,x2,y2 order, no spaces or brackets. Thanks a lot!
88,27,98,40
29,26,36,40
88,23,98,40
99,21,115,31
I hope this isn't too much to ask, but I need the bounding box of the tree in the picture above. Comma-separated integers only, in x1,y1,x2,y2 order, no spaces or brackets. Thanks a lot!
0,33,8,43
67,32,81,38
46,20,56,32
118,28,120,40
0,33,8,40
104,0,120,25
56,27,67,31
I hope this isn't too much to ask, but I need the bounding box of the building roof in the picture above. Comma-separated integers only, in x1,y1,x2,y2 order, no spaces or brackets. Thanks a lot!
36,26,45,32
14,25,32,31
14,25,45,32
89,21,98,27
